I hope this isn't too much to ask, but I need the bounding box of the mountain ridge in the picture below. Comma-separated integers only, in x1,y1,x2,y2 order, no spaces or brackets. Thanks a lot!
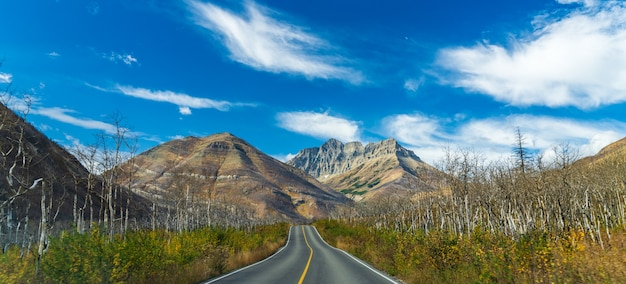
287,138,441,201
120,132,350,222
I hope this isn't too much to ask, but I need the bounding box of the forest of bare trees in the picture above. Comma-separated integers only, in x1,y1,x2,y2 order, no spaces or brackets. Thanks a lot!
332,131,626,249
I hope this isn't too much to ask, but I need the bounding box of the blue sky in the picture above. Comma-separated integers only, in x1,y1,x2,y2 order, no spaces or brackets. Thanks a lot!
2,0,626,165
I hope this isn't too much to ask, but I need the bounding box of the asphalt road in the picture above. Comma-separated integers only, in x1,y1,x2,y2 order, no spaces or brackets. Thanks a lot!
203,225,398,284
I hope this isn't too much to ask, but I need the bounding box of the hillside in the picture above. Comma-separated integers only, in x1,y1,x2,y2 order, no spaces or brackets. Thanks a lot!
287,138,443,201
118,133,350,222
577,136,626,165
0,102,151,231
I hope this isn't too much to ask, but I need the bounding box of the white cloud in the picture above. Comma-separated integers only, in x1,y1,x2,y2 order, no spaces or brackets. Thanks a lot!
276,111,361,142
403,78,424,92
104,52,139,66
187,0,363,84
270,153,296,162
382,113,626,165
382,113,446,148
47,52,61,58
285,153,296,161
179,106,192,115
556,0,597,7
36,107,120,134
436,2,626,109
458,115,626,163
0,72,12,83
115,85,245,113
3,95,40,115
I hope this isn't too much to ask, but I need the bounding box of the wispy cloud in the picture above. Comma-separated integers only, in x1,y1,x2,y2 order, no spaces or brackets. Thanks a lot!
87,1,101,15
382,113,447,148
114,85,253,115
382,113,626,164
276,111,361,142
0,72,12,84
556,0,597,7
187,0,363,84
103,52,139,66
36,107,121,135
47,51,61,58
403,78,425,92
435,2,626,109
3,95,41,116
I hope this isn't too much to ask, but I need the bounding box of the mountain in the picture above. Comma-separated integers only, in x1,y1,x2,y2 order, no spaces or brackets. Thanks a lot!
287,138,442,201
577,136,626,165
119,133,350,222
0,102,150,228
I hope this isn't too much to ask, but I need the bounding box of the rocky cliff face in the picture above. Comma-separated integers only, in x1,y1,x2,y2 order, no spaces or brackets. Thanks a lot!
287,138,442,201
288,138,357,180
119,133,350,222
288,138,423,179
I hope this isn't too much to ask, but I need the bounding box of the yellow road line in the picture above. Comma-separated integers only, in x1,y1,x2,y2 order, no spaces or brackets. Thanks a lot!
298,226,314,284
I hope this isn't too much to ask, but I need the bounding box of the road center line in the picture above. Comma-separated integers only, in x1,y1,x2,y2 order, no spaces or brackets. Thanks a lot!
298,226,314,284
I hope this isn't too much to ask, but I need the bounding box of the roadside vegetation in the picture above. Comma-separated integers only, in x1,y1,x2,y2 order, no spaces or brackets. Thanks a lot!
316,219,626,283
1,222,288,283
317,131,626,283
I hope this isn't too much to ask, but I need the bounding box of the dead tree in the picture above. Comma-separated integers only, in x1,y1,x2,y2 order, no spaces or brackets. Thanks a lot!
513,127,532,175
0,94,45,252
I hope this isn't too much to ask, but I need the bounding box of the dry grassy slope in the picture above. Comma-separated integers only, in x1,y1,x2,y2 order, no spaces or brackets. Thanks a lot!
123,133,350,222
595,137,626,160
576,136,626,165
326,150,441,201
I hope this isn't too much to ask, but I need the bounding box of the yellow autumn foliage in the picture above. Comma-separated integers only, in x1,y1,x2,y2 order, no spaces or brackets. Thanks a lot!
0,223,288,283
316,219,626,283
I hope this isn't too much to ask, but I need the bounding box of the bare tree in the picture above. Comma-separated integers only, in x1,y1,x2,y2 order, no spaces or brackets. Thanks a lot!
94,112,136,239
0,93,46,254
70,143,100,233
122,136,138,233
513,127,532,175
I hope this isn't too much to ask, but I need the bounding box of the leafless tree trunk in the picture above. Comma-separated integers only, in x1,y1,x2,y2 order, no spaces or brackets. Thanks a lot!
1,94,47,252
36,181,46,274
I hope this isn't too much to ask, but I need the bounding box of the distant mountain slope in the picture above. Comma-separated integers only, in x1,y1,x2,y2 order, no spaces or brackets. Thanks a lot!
119,133,350,222
577,136,626,165
287,138,443,201
0,102,150,227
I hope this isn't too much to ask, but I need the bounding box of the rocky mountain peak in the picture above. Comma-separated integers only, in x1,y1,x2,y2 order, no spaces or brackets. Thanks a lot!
321,138,344,151
287,138,422,180
121,133,349,222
